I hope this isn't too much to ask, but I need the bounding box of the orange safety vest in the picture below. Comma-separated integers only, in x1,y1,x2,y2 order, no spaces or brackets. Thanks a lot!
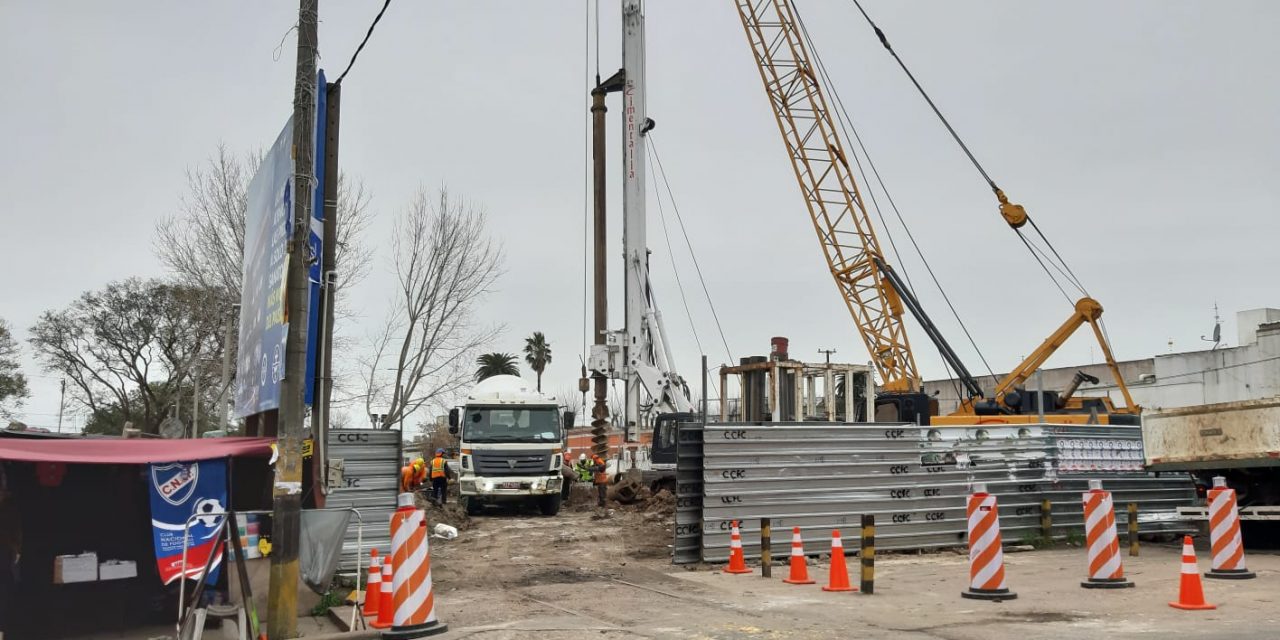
591,457,608,485
430,455,446,479
400,466,416,492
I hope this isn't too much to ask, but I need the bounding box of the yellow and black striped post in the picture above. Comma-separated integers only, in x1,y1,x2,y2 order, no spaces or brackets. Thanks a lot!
860,514,875,594
760,518,772,578
1040,499,1053,543
1128,503,1139,557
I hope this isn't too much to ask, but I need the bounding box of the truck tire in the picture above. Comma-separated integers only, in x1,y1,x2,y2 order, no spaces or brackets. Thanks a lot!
462,496,481,516
537,494,562,516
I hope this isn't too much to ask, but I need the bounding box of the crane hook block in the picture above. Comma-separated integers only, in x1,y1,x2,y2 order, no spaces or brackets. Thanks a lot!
995,189,1027,229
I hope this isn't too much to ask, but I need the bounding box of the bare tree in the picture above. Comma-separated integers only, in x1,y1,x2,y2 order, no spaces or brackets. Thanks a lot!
154,145,374,302
359,189,504,430
0,319,29,419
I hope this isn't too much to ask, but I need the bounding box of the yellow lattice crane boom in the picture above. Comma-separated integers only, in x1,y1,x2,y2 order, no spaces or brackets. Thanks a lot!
735,0,918,393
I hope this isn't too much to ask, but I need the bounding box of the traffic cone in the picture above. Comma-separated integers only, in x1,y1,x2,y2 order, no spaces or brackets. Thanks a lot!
371,559,395,628
1169,535,1216,610
822,530,856,592
783,527,814,585
724,520,753,574
1205,477,1256,580
363,549,381,618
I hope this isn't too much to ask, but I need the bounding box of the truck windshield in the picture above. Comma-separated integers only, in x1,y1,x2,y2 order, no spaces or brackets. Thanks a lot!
463,407,561,443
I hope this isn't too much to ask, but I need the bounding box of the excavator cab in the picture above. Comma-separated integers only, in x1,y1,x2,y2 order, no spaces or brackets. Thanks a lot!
650,412,695,467
874,393,935,425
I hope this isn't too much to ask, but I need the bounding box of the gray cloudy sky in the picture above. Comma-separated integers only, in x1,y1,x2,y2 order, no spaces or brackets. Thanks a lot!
2,1,1277,429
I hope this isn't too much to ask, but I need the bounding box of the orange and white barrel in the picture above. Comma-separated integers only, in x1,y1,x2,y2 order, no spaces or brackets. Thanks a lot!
383,492,448,638
1081,480,1133,588
1205,476,1255,580
962,483,1016,601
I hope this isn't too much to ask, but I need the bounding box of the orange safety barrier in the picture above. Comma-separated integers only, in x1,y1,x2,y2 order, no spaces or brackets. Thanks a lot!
382,492,448,638
962,483,1016,601
1205,476,1255,580
1081,480,1133,589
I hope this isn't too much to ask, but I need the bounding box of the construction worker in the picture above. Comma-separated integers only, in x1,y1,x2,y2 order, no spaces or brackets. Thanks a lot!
400,457,427,494
574,453,592,483
429,448,449,505
591,454,609,508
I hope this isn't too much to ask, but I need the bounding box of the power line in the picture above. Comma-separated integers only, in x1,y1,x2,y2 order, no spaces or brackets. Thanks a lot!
647,134,734,365
334,0,392,85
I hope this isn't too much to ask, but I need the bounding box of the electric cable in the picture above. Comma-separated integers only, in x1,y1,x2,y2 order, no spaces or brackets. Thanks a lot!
796,9,1000,386
648,134,735,365
334,0,392,85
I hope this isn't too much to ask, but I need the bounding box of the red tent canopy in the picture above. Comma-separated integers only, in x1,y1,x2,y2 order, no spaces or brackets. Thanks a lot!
0,437,274,464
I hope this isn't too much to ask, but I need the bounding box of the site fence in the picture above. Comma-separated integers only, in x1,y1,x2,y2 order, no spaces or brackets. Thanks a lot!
682,422,1194,563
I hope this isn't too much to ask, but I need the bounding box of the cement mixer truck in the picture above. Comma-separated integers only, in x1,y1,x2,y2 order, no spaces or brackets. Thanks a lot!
448,375,574,516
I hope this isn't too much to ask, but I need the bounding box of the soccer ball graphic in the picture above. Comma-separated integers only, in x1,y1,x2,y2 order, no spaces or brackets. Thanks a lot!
192,498,225,528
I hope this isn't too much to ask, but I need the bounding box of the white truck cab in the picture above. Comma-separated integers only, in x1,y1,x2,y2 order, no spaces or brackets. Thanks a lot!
448,375,571,516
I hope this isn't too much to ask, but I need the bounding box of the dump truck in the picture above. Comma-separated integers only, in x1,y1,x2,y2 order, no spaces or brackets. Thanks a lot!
1144,397,1280,510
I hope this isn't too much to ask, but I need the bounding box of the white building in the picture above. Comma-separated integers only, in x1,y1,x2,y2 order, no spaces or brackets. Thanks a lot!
924,308,1280,414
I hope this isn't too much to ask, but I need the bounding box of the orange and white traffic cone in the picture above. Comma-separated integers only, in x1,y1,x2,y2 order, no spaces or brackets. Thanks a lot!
962,483,1016,601
1081,480,1133,589
1170,535,1216,610
821,530,856,592
724,520,753,575
1205,476,1256,580
363,549,382,618
370,559,394,628
783,527,814,585
383,492,448,638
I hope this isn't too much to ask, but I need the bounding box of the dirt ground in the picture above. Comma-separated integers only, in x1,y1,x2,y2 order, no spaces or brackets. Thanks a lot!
422,489,1280,639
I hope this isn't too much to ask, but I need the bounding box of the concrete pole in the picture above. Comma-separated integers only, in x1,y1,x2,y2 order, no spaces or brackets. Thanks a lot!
268,0,317,636
218,307,236,432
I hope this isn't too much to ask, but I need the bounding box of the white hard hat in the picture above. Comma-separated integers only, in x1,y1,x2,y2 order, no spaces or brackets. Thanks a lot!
578,453,587,461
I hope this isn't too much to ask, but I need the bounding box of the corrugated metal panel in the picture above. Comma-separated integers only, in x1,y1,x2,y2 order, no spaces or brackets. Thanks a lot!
696,422,1195,562
673,418,704,564
325,429,402,573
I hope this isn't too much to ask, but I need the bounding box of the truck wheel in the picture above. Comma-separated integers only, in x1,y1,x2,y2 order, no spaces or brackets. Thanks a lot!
462,496,481,516
538,494,562,516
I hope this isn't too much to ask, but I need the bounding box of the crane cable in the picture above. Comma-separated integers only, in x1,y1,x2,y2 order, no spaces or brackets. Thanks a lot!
795,9,999,390
847,0,1090,305
648,134,736,367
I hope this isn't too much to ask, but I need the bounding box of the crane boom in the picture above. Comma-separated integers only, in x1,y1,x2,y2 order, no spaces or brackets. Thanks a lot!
735,0,918,392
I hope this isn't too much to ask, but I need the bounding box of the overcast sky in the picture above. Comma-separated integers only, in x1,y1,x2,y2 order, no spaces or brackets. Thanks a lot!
2,1,1277,430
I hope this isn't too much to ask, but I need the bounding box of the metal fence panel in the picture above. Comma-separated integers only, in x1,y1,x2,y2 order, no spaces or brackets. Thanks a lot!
673,418,704,564
692,422,1194,563
324,429,402,573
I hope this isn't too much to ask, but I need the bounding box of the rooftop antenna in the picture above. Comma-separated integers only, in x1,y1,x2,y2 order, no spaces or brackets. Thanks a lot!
1200,302,1222,350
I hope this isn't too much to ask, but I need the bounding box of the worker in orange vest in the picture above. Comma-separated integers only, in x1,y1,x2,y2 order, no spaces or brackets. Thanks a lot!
429,448,449,505
400,458,427,494
590,454,609,508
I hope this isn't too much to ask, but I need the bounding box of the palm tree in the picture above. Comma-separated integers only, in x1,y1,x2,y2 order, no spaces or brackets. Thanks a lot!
523,332,553,392
475,352,520,381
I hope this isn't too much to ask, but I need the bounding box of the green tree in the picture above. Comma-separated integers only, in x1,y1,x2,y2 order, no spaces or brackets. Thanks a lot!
0,319,30,419
474,352,519,382
522,332,552,392
28,279,227,434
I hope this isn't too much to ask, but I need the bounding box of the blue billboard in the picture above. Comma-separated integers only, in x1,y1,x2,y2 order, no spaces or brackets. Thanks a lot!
236,71,328,417
236,119,292,417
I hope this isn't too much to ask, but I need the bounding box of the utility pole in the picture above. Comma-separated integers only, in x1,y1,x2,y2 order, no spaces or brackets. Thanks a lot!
268,0,317,636
312,81,341,504
218,305,239,433
56,379,65,432
818,349,836,365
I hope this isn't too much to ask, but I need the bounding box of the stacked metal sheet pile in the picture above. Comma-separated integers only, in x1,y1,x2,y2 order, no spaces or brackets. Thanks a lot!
696,422,1193,563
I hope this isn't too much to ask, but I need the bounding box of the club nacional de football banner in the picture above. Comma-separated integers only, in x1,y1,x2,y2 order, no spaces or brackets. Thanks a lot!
147,460,228,584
